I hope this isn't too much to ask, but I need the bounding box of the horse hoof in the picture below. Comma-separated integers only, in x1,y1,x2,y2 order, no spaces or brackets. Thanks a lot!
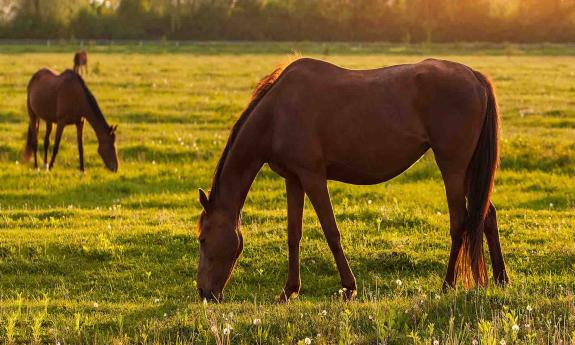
340,288,357,301
441,281,455,293
277,289,299,303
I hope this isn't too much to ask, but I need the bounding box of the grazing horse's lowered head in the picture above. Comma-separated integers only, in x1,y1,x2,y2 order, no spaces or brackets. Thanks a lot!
98,124,119,172
196,189,243,302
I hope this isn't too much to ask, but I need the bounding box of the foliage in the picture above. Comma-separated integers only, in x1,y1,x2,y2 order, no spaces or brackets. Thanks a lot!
1,0,575,41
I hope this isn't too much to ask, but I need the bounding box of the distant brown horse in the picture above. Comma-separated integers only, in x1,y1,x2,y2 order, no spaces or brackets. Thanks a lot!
24,68,118,172
196,58,508,302
73,50,88,75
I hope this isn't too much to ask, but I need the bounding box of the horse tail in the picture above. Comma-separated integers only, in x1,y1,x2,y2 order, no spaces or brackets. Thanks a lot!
22,96,37,163
456,70,500,288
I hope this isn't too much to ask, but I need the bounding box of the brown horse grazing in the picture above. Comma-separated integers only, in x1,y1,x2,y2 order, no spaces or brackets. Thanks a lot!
197,58,508,302
23,68,118,172
73,50,88,75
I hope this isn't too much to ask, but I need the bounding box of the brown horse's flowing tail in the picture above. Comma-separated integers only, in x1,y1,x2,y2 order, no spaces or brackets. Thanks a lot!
456,71,500,289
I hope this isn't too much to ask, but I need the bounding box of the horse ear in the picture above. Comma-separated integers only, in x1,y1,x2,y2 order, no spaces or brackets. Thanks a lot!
110,125,117,133
199,189,210,211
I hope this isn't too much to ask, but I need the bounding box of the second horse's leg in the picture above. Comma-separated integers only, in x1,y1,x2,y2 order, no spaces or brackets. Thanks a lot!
76,119,85,171
43,122,52,170
48,123,65,171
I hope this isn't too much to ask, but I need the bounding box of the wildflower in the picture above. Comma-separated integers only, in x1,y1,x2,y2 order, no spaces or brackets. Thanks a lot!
527,305,533,312
304,337,312,344
549,203,554,208
203,298,208,305
253,318,261,326
368,200,372,205
472,340,478,345
154,298,160,303
525,323,530,329
223,326,231,335
210,325,218,333
93,302,99,308
395,279,402,286
512,324,520,332
368,315,373,320
433,340,439,345
163,313,167,317
500,340,506,345
338,289,343,295
320,310,327,316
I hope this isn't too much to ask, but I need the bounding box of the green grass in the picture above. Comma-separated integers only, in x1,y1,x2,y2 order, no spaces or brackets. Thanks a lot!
0,42,574,344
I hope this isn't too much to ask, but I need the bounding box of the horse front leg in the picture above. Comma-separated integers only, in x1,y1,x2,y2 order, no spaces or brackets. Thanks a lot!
299,172,356,300
278,177,305,303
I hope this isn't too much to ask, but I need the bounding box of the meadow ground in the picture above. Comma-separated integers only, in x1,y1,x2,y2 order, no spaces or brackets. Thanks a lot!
0,42,574,344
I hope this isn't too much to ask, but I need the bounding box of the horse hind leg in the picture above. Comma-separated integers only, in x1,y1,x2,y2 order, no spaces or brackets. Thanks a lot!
484,203,509,286
440,171,467,291
24,102,39,169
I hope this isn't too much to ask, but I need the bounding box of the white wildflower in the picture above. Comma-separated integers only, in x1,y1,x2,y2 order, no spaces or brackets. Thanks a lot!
433,340,439,345
472,340,478,345
223,326,231,335
527,305,533,312
210,325,218,333
304,337,312,345
93,302,99,308
512,324,520,332
395,279,402,286
500,340,506,345
253,318,261,326
321,310,327,316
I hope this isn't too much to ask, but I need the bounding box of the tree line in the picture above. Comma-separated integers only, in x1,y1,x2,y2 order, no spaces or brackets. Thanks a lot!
1,0,574,42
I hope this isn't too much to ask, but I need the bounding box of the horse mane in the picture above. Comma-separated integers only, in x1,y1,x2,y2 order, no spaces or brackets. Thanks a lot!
64,70,109,127
208,66,285,203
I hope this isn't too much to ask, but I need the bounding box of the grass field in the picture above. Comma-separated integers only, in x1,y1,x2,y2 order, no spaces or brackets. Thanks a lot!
0,42,574,344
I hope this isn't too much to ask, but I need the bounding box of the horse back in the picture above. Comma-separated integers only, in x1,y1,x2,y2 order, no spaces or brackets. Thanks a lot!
28,69,87,123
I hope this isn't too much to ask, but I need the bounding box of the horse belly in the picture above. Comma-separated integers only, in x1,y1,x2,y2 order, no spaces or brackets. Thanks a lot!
325,141,429,185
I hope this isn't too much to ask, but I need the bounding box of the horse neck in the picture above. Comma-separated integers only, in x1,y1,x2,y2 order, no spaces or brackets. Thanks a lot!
83,99,110,143
211,133,265,219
